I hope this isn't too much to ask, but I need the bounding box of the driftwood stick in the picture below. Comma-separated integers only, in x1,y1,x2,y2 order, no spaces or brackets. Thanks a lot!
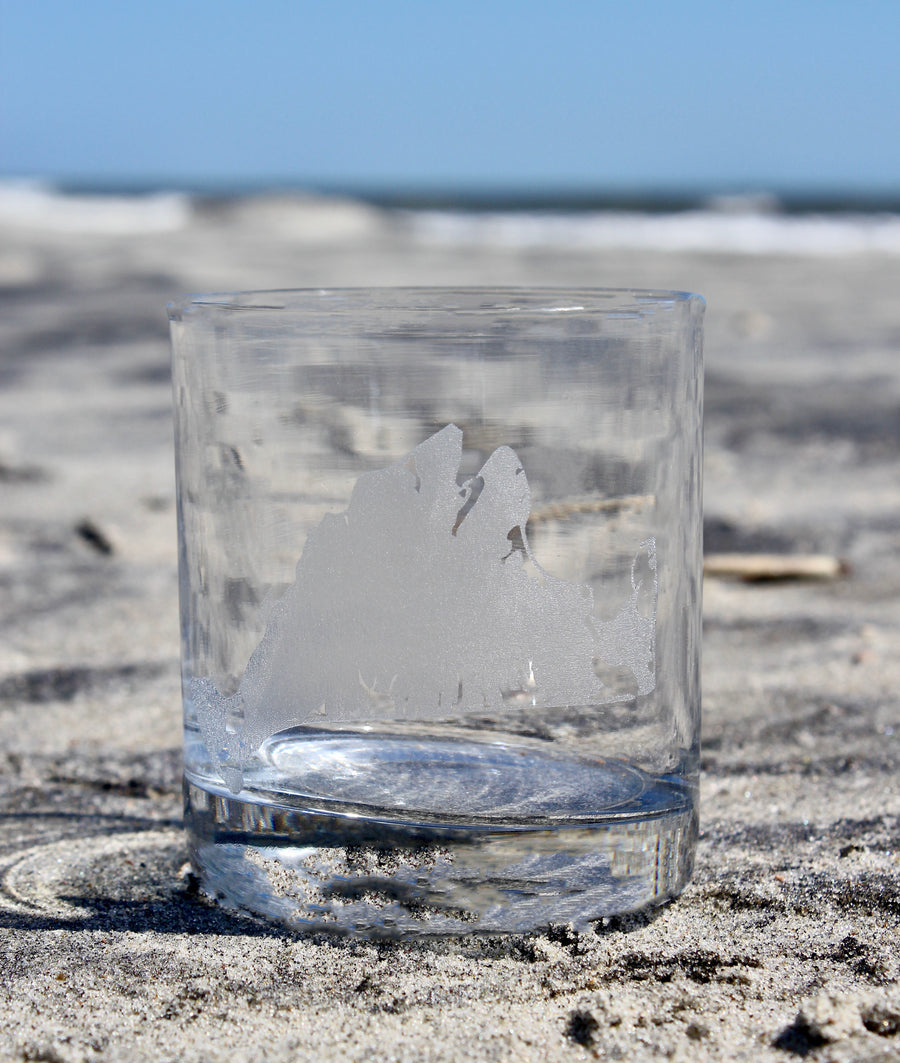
704,553,849,583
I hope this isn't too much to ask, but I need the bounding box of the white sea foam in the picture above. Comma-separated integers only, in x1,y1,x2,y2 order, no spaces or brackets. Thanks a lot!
406,207,900,256
0,180,192,234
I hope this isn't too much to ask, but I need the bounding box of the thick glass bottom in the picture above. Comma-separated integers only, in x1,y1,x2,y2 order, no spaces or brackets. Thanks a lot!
184,731,697,936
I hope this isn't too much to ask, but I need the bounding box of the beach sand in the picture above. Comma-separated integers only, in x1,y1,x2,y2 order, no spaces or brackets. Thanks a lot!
1,196,899,1061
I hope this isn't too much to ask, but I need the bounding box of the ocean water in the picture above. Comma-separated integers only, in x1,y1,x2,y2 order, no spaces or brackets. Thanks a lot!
2,178,900,255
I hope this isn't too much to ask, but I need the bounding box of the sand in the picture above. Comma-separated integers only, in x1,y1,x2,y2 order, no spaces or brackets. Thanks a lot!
1,197,899,1061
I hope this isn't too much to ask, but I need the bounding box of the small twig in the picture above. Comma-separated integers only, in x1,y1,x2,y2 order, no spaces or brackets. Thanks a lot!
528,493,652,525
703,553,849,583
75,518,114,556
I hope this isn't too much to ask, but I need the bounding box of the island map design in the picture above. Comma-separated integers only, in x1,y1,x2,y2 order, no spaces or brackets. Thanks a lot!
193,424,657,792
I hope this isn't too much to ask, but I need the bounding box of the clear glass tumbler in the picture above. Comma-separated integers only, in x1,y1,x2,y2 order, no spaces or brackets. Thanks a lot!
169,288,704,935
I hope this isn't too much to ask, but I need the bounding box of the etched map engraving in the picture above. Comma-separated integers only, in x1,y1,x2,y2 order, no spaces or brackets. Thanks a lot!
193,424,657,792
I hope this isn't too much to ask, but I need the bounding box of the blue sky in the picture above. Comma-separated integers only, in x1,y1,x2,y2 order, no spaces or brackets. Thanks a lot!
2,0,898,192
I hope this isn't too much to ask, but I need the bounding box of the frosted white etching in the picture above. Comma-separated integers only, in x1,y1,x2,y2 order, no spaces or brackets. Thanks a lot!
193,424,657,792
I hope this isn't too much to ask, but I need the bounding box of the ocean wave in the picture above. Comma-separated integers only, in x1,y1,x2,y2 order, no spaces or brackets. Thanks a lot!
405,207,900,256
0,180,192,234
3,179,899,255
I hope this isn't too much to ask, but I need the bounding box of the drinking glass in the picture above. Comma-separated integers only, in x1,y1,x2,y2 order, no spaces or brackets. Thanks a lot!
169,288,704,935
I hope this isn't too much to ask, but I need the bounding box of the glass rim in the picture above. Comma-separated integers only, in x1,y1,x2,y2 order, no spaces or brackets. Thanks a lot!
167,286,705,320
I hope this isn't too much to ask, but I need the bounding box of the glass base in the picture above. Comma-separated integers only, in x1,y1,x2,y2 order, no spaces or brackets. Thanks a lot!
184,732,697,936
